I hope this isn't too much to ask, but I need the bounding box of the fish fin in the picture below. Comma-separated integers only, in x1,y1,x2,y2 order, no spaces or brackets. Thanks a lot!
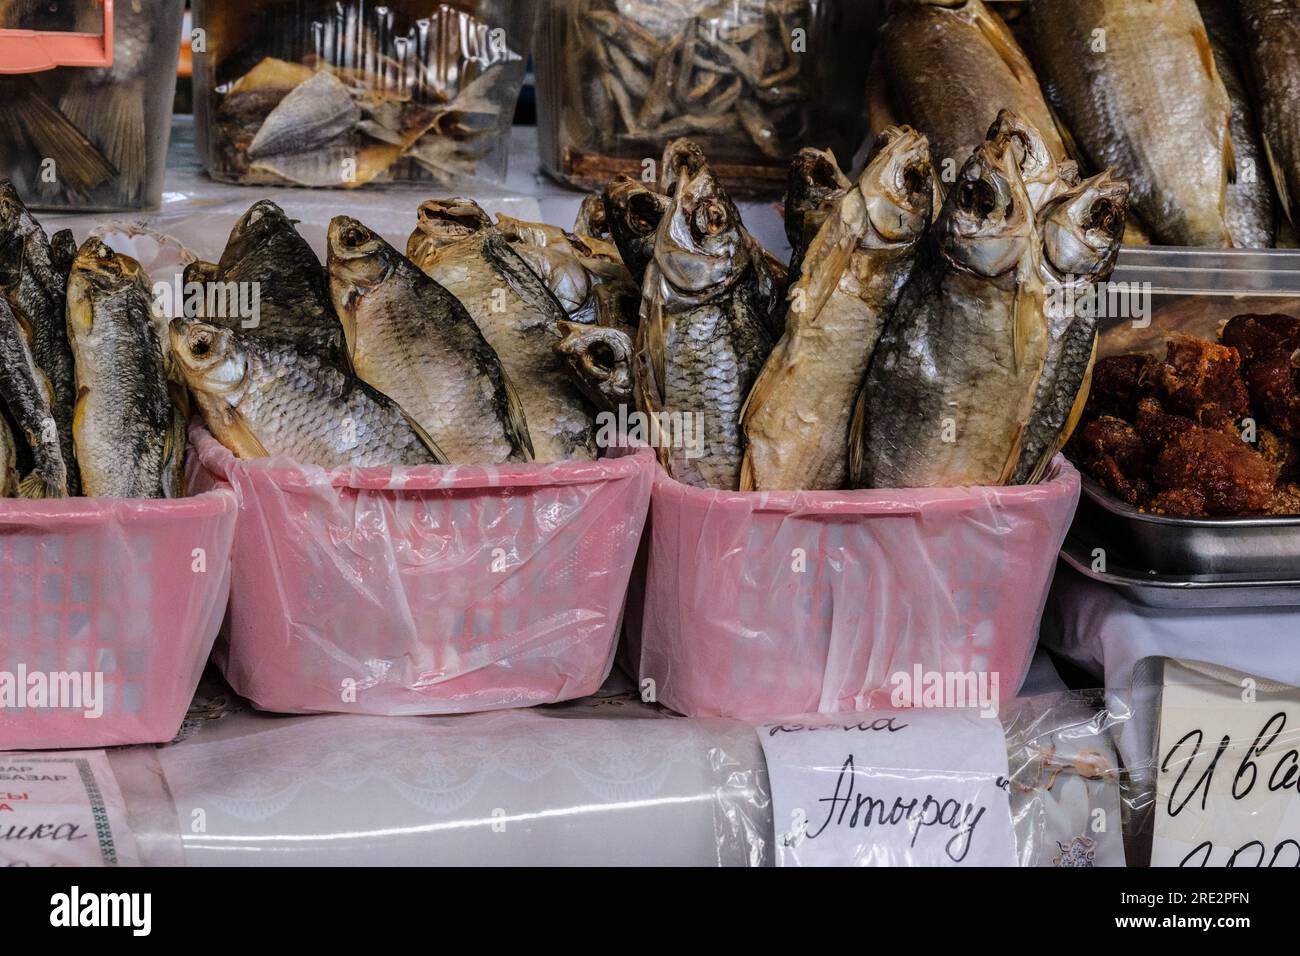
738,448,757,492
215,406,271,460
402,412,451,465
60,80,145,202
162,409,188,499
789,191,861,330
500,372,536,462
1012,294,1025,373
846,383,870,489
1192,25,1218,85
971,2,1036,88
17,470,59,500
1262,137,1295,227
998,423,1027,486
3,84,116,195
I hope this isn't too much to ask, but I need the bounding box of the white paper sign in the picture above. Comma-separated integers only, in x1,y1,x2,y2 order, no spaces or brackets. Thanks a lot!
1153,660,1300,868
0,750,139,867
759,711,1016,867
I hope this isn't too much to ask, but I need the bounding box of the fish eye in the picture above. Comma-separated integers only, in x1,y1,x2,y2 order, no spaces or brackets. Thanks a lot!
342,226,367,248
95,243,113,261
189,330,213,357
958,177,998,218
588,340,616,373
1088,198,1124,237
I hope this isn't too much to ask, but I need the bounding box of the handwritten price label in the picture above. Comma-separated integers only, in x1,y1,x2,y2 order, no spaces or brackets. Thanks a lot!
758,712,1016,867
0,750,138,867
1153,660,1300,868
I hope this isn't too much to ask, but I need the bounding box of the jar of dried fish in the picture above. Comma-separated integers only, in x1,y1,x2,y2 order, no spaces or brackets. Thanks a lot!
0,0,186,211
193,1,531,188
535,0,877,194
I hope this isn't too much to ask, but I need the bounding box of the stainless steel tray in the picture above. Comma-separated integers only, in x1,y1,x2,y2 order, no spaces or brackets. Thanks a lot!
1059,537,1300,610
1071,476,1300,576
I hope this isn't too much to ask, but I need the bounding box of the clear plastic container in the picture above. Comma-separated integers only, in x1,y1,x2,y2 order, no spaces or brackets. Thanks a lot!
192,0,531,189
533,0,878,194
0,0,185,211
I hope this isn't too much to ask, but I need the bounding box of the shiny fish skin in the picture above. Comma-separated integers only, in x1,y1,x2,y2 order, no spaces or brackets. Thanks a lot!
328,216,532,465
1028,0,1233,247
1239,0,1300,232
1013,171,1129,485
855,137,1049,489
0,187,79,492
408,199,597,462
211,200,351,370
882,0,1065,176
170,320,440,469
66,238,178,498
636,152,775,490
0,295,65,498
1198,0,1277,248
743,127,933,492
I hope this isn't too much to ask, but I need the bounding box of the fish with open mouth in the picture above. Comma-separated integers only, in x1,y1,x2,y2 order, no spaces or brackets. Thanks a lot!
636,146,776,489
1013,170,1130,485
742,127,934,492
207,200,351,371
783,146,852,282
66,238,182,498
1027,0,1234,247
852,135,1049,488
986,109,1080,211
328,216,532,464
603,175,672,285
0,182,80,493
407,199,597,461
171,319,441,468
554,320,635,413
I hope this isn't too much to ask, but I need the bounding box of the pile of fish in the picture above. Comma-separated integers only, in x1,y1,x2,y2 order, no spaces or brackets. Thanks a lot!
563,0,813,164
872,0,1300,249
209,2,524,187
0,181,186,500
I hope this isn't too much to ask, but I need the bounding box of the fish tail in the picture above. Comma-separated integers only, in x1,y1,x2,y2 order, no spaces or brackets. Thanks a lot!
60,79,145,203
16,469,61,500
0,80,115,196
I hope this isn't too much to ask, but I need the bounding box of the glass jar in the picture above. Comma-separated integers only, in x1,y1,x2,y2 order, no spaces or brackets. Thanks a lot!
534,0,878,195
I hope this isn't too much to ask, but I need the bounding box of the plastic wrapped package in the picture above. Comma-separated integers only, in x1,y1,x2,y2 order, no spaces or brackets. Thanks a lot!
152,679,771,866
188,426,654,716
192,0,532,189
0,489,237,749
0,0,185,211
533,0,877,193
625,458,1081,718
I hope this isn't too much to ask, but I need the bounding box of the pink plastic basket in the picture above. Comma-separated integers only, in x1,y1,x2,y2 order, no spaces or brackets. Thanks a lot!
0,486,238,749
189,425,654,715
625,459,1082,718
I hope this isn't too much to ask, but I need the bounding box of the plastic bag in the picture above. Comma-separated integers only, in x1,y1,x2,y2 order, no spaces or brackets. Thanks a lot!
0,488,238,749
189,425,654,715
626,457,1081,718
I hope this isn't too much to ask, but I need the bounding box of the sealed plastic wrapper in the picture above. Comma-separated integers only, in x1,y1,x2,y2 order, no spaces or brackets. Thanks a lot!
189,426,654,716
0,0,186,211
0,487,237,750
193,0,532,188
533,0,876,192
626,458,1081,719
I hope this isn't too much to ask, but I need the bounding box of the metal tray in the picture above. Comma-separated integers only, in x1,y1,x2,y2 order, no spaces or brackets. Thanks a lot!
1071,476,1300,576
1059,537,1300,610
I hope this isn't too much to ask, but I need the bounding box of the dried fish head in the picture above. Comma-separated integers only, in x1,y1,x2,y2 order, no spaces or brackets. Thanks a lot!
860,126,934,243
407,197,493,263
169,320,246,397
1039,170,1131,283
940,138,1034,278
654,157,750,299
603,175,670,283
67,237,150,319
986,109,1079,210
555,320,635,412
